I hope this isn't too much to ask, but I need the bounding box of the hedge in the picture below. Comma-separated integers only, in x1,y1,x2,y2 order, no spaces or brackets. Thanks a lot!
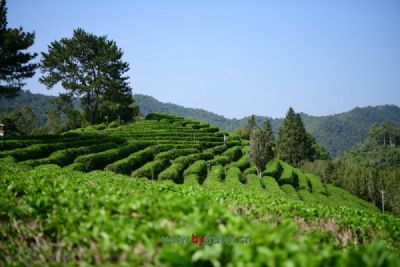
221,146,242,161
262,159,282,179
278,161,297,185
21,142,117,167
105,144,174,175
261,176,285,197
158,163,186,182
226,154,250,171
225,167,243,187
74,143,148,172
184,160,207,180
203,165,225,187
131,159,168,179
280,184,301,201
154,148,199,162
307,174,326,194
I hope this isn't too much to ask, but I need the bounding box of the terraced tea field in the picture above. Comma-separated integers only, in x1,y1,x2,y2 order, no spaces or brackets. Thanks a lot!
1,113,400,266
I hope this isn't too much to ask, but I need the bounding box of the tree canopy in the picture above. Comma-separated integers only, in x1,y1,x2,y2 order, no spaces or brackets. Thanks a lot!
249,126,274,178
40,28,138,124
0,0,37,98
277,107,313,166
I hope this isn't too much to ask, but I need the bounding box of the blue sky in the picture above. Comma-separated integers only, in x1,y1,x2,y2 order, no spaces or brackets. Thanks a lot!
7,0,400,119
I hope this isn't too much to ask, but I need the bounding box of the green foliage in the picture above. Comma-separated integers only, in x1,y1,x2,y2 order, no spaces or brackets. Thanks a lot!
132,159,167,179
184,160,207,180
278,107,313,166
158,163,186,182
249,126,274,177
281,184,301,200
0,0,37,98
2,113,400,266
307,173,326,194
263,158,282,178
74,142,146,172
278,160,297,186
40,28,135,124
261,176,286,197
105,144,173,174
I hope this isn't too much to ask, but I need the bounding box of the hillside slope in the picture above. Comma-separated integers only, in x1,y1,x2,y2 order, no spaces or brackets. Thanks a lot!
2,91,400,157
1,113,399,265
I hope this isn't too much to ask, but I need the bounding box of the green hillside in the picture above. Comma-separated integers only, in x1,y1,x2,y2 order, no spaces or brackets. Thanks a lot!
1,113,399,266
2,91,400,157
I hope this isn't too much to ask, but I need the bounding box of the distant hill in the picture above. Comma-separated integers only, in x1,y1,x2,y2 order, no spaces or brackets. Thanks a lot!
134,94,400,157
2,91,400,158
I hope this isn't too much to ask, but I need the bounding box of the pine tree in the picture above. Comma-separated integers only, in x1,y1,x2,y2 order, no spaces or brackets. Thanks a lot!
277,107,312,166
263,119,275,149
40,28,138,124
0,0,37,98
249,126,274,178
243,114,257,139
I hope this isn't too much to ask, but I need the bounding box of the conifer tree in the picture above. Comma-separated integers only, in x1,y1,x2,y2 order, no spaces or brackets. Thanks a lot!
249,126,274,178
0,0,37,98
277,107,312,165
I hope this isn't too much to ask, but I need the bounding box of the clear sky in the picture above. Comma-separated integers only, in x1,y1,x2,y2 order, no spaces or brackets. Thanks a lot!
7,0,400,119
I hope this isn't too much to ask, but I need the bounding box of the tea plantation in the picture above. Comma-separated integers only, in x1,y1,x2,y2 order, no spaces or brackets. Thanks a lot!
1,113,399,266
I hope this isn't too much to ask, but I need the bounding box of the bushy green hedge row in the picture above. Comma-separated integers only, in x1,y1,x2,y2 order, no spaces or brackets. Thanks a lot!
105,144,174,174
263,159,282,178
226,154,251,171
74,143,148,172
183,174,201,186
295,169,311,191
221,145,242,161
173,151,214,166
307,174,326,194
243,166,257,178
246,174,264,192
280,184,301,201
131,159,168,179
0,138,121,161
158,163,186,182
225,167,243,186
278,161,297,185
145,113,184,122
21,142,117,167
208,155,231,166
261,176,286,197
184,160,207,180
199,126,219,133
203,165,225,187
154,148,199,162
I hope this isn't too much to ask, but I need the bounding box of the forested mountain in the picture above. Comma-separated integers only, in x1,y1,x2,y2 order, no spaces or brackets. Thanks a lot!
135,94,400,157
2,91,400,157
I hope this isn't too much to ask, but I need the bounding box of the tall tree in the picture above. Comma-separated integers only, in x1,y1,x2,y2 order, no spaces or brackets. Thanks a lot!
40,28,137,124
277,107,312,166
249,126,274,178
0,0,37,98
263,119,275,149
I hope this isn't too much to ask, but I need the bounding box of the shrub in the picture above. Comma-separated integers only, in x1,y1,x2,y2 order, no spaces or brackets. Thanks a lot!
132,159,167,179
75,143,147,172
221,146,242,161
173,151,214,166
280,184,301,201
278,161,297,185
22,142,116,167
154,148,199,162
263,158,282,178
203,165,225,187
209,155,231,166
158,163,186,182
295,169,310,191
184,160,207,179
307,174,326,194
226,154,251,171
261,176,285,197
105,144,174,174
225,167,243,187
